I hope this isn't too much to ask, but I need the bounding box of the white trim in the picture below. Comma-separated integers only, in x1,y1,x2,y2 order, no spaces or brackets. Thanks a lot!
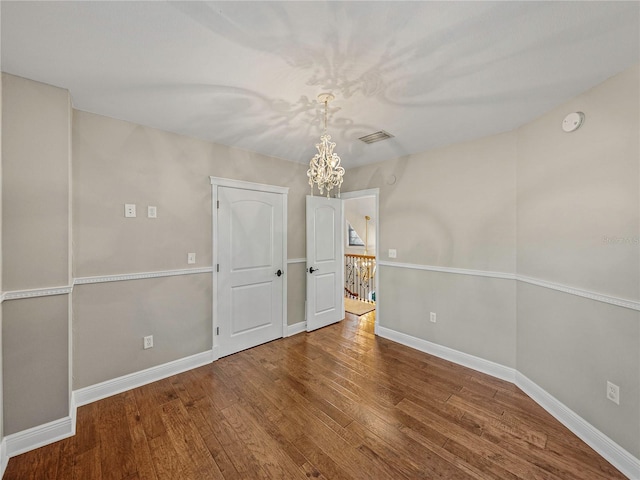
73,349,214,407
4,415,74,458
69,394,77,436
0,268,216,301
517,275,640,312
516,373,640,480
282,192,289,338
2,286,72,301
209,176,289,195
340,188,379,200
212,183,220,356
379,261,640,312
0,438,8,478
287,321,307,337
377,326,516,382
74,267,213,285
287,258,306,264
378,260,516,281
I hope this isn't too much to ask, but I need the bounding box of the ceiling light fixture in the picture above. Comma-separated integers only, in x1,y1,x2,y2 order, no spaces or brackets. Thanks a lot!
307,93,345,198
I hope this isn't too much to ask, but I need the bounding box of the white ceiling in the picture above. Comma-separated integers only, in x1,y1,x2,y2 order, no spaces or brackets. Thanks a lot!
2,1,639,167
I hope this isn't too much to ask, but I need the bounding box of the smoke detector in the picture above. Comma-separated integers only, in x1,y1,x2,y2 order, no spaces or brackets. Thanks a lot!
562,112,585,132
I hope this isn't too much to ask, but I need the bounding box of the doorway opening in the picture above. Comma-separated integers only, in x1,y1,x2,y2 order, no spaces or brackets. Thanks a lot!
341,189,380,333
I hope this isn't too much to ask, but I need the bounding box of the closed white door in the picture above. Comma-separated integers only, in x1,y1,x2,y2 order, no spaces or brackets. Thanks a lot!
217,186,285,357
306,195,344,331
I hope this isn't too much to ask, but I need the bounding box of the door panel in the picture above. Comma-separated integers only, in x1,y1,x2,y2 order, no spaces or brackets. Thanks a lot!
218,187,284,356
306,195,344,331
314,206,336,261
315,273,337,313
231,282,272,335
231,200,273,270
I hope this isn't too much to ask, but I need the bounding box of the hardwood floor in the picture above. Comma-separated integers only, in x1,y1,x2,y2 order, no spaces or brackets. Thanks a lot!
5,312,626,479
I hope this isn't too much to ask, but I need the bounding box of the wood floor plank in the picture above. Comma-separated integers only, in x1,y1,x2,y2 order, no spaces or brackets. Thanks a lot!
147,431,189,480
191,395,271,479
73,446,103,480
220,402,309,479
55,437,75,480
158,398,224,480
97,393,137,480
124,390,159,480
4,312,627,480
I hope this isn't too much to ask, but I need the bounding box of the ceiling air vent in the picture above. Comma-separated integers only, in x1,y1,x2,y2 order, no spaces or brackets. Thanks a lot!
358,130,394,144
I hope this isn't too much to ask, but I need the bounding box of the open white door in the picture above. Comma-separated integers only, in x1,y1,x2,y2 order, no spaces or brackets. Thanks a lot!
306,195,344,331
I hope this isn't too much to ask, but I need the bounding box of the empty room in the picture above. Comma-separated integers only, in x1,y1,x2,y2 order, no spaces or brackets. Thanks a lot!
0,1,639,479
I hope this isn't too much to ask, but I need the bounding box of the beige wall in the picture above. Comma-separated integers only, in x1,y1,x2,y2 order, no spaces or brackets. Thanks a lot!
73,275,212,388
287,262,307,325
516,65,640,457
1,74,71,434
343,130,518,368
73,110,309,277
344,131,517,271
3,296,69,434
2,74,70,290
343,65,639,457
72,110,310,390
517,66,639,299
380,267,516,367
517,283,639,456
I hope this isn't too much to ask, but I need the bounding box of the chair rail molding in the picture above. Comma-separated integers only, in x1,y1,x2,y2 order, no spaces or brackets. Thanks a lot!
378,261,640,312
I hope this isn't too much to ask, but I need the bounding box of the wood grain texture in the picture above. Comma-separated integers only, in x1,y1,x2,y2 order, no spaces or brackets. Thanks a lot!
4,312,626,479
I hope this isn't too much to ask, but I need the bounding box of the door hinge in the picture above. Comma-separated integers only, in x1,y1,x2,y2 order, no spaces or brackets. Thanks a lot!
216,264,219,272
217,200,220,209
216,327,220,336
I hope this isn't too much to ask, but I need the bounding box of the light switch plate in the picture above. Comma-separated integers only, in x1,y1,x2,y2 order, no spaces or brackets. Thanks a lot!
388,249,397,259
148,206,157,218
188,252,196,264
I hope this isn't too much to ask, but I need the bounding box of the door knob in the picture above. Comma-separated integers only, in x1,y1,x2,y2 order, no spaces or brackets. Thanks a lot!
275,269,283,277
309,267,318,273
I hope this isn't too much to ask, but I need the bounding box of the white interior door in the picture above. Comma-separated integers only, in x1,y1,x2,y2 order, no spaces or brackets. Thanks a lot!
306,195,344,331
217,186,285,357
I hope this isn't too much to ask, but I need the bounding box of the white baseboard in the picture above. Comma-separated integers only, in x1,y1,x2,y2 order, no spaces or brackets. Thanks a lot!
73,349,214,407
0,438,8,478
377,325,639,480
287,321,307,337
4,415,75,459
377,326,516,382
516,373,640,480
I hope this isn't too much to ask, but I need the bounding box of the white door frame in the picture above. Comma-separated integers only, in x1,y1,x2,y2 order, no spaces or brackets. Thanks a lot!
210,176,289,360
341,188,380,335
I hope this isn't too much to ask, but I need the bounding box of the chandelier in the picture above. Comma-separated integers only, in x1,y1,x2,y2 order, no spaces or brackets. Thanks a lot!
307,93,345,198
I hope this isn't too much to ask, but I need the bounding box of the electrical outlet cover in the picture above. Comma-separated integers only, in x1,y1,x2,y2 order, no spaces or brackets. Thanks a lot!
606,381,620,405
125,204,136,218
